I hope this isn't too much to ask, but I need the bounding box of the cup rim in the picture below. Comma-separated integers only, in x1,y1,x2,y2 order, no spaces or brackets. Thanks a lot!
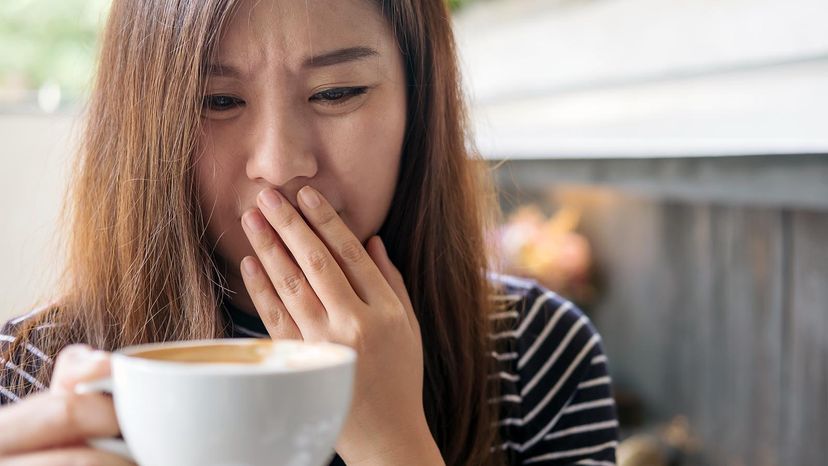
112,338,357,375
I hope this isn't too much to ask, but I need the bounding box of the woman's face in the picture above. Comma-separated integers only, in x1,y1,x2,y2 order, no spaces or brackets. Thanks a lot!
195,0,407,312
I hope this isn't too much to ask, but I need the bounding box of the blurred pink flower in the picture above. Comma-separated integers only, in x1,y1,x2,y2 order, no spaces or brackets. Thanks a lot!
494,204,595,304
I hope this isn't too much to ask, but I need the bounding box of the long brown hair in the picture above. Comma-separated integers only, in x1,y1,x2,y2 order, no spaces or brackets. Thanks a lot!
6,1,506,464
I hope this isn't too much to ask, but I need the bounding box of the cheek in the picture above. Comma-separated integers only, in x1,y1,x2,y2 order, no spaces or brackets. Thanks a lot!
195,123,249,220
324,95,405,241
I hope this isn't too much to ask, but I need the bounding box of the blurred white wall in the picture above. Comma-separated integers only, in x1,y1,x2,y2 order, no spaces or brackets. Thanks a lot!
455,0,828,158
0,112,77,322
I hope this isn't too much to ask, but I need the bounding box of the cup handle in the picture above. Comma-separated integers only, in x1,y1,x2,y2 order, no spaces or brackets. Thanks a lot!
74,378,135,462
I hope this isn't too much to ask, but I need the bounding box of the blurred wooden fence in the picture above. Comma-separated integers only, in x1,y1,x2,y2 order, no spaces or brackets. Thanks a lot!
493,155,828,465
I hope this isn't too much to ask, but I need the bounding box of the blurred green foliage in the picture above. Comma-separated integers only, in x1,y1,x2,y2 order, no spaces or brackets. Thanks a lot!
0,0,109,98
447,0,478,11
446,0,478,11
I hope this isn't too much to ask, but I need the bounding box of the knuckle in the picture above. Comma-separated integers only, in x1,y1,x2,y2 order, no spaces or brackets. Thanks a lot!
339,239,366,264
54,344,91,367
391,265,405,282
345,319,372,353
248,273,271,295
348,324,368,352
257,234,281,255
304,249,331,273
276,211,300,229
316,208,338,227
276,272,305,297
262,307,284,328
379,308,404,330
50,392,82,434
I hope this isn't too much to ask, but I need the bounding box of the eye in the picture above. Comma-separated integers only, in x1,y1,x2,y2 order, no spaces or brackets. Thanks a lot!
202,95,245,112
309,87,368,105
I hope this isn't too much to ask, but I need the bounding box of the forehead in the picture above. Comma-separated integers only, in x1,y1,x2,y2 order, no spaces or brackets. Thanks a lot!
217,0,392,69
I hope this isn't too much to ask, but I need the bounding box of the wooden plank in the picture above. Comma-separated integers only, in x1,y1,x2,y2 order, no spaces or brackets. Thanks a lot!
665,203,717,458
782,211,828,465
708,207,784,465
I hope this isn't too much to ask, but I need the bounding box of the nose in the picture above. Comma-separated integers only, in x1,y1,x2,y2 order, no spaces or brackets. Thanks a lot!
245,103,318,187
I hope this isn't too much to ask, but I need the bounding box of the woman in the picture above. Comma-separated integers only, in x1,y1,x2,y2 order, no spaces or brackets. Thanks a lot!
0,1,618,464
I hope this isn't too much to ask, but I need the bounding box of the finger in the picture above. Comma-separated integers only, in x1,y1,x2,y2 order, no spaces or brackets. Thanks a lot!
239,255,303,340
50,345,111,395
256,189,360,311
366,236,419,332
0,447,135,466
242,208,327,331
0,391,119,455
297,186,391,305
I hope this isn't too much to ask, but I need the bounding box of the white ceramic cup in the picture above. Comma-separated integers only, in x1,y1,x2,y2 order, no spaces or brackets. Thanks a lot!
75,338,357,466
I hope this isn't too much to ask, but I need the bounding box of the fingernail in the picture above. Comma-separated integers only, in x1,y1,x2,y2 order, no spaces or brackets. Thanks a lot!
260,189,282,209
61,344,92,362
77,350,110,375
242,256,257,275
299,186,320,208
244,211,267,232
88,350,110,362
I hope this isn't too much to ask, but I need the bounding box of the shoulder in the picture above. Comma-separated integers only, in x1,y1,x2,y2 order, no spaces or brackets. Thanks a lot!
0,304,64,404
487,273,618,463
1,304,60,360
488,272,600,356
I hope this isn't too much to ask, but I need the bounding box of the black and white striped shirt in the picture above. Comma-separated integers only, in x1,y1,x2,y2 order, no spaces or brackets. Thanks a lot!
0,274,619,465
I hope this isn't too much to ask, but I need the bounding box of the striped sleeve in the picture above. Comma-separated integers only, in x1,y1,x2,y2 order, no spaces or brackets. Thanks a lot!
514,285,619,465
0,317,54,405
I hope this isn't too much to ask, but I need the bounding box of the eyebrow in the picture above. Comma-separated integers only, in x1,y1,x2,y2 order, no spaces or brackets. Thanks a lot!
207,46,379,78
303,46,379,68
